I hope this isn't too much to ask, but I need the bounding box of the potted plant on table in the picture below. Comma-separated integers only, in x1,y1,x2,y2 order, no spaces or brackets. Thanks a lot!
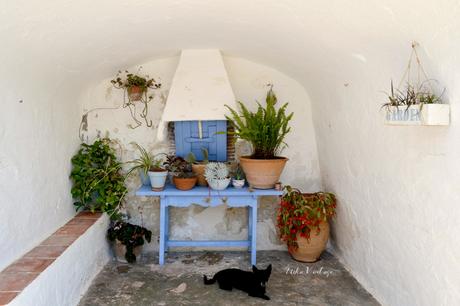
231,165,246,188
107,221,152,263
165,156,196,190
186,148,210,186
224,85,293,189
204,162,231,191
147,156,168,191
277,185,337,262
126,143,155,186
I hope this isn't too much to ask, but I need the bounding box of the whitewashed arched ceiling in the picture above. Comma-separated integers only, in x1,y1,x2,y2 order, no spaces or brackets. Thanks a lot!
2,0,458,96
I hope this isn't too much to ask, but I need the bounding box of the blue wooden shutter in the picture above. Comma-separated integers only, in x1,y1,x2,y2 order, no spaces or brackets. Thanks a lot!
174,120,227,161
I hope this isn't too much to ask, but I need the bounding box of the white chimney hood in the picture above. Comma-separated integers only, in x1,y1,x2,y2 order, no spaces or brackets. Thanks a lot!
157,49,236,140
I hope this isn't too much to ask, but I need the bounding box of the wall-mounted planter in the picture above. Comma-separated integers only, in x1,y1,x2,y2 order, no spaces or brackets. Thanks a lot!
384,104,450,126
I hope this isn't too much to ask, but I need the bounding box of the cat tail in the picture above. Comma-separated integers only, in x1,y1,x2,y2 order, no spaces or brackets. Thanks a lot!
203,275,216,285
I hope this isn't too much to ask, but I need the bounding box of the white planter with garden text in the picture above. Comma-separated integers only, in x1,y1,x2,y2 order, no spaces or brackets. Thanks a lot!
384,104,450,126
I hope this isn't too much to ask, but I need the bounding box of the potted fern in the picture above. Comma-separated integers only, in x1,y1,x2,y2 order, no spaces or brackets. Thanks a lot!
225,85,293,189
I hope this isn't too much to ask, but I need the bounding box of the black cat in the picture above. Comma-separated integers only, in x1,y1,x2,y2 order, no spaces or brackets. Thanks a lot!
203,264,272,300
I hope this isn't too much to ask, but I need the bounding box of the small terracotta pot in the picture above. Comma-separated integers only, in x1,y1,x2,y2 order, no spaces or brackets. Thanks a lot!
173,176,197,191
239,156,288,189
192,163,207,186
113,240,142,263
289,222,330,262
127,86,144,101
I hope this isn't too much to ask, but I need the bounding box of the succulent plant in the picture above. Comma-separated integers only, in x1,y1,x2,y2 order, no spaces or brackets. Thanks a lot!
204,162,229,182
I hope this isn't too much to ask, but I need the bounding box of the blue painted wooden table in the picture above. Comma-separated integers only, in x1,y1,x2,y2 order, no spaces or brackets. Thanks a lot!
136,184,282,265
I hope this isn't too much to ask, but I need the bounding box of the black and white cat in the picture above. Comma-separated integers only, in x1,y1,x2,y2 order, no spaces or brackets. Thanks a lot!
203,264,272,300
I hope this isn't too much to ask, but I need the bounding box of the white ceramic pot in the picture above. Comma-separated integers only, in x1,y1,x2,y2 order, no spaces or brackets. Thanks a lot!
139,170,150,186
148,170,168,191
232,179,245,188
208,178,231,191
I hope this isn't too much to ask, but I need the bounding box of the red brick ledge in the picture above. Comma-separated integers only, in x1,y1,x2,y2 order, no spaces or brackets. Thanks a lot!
0,212,102,305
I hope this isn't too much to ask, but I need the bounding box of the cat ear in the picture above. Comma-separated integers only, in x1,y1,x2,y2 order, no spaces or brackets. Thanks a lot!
252,265,258,272
266,264,272,273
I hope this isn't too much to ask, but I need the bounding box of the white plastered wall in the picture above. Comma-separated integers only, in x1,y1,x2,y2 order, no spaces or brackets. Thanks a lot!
78,55,322,251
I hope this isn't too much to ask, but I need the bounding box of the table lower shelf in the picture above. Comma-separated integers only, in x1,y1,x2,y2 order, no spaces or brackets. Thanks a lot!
166,240,251,248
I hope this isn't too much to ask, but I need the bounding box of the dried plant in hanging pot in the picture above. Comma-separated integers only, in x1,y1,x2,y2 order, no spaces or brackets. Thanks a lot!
277,185,337,262
110,67,162,129
381,42,449,126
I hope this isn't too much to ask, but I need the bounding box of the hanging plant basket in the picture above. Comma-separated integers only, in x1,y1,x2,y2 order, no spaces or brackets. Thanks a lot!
384,104,450,126
382,42,450,126
127,86,145,101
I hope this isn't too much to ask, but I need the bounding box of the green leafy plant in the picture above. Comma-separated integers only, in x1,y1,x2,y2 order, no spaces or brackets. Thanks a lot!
126,143,166,175
70,138,127,220
382,80,444,110
107,221,152,263
277,185,336,250
126,143,154,176
224,85,293,159
164,155,193,178
110,69,161,91
185,147,209,164
233,164,245,180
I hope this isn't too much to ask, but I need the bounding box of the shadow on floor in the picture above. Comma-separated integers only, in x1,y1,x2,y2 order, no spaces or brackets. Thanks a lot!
79,251,379,306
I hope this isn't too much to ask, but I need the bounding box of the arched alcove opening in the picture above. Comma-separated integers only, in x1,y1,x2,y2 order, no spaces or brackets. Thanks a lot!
1,1,459,305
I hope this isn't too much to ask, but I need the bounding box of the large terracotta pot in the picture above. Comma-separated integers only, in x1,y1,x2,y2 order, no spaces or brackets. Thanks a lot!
239,156,288,189
127,86,144,101
173,176,197,191
192,164,207,186
113,240,142,263
289,222,330,262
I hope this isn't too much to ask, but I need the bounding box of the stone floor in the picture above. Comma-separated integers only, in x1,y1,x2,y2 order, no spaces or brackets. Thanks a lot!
79,251,379,306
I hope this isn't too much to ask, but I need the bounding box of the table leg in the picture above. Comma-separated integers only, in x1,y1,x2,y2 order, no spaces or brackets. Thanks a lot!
165,206,169,253
248,206,252,252
251,198,257,266
159,198,166,265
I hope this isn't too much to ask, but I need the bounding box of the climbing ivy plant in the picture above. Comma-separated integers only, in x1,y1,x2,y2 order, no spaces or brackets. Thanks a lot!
70,138,127,220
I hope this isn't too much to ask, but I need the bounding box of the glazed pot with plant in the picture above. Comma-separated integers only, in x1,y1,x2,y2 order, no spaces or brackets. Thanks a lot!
204,162,231,191
70,138,127,220
225,85,293,189
232,165,246,188
107,221,152,263
126,142,155,186
147,156,168,191
186,147,210,186
277,185,337,262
